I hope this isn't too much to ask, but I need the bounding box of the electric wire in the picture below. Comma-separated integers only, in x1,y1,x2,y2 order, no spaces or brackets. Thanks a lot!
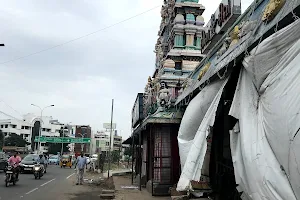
0,5,161,65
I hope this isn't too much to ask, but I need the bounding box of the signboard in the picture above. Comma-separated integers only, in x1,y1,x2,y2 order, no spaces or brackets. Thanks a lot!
103,123,116,129
132,93,144,128
34,136,91,143
202,0,241,53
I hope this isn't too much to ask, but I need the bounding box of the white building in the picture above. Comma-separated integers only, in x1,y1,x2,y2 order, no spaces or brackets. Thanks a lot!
0,113,71,153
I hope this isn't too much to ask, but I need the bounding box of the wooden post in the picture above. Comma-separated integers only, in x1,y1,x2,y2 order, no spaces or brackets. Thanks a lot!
139,132,142,191
131,135,135,185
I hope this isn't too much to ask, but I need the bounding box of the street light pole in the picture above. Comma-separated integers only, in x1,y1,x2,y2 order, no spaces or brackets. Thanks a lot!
108,99,114,179
31,104,54,153
61,122,71,155
78,132,87,152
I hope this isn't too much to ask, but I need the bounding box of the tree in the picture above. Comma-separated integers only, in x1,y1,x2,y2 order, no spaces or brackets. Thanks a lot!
0,130,4,150
124,146,132,157
4,133,30,147
111,150,121,163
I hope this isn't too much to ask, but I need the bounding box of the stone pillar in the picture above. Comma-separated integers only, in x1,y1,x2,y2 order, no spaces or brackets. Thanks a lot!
173,27,185,48
174,34,184,47
195,32,202,50
185,29,196,49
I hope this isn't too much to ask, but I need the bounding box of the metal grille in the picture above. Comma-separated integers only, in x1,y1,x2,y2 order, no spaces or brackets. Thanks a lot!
153,127,171,184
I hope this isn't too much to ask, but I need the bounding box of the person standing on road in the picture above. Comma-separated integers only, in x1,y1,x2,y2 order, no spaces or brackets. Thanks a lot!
75,152,87,185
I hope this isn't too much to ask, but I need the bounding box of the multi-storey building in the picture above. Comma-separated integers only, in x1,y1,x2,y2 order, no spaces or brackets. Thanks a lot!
0,113,65,153
74,125,91,154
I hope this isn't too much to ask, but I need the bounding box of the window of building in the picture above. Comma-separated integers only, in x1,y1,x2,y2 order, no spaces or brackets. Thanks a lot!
96,140,100,147
5,125,8,128
175,61,182,70
11,124,17,128
106,142,109,146
1,125,3,128
21,126,25,129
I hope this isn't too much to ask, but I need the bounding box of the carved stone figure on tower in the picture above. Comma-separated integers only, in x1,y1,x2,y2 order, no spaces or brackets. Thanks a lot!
157,81,171,107
144,76,153,94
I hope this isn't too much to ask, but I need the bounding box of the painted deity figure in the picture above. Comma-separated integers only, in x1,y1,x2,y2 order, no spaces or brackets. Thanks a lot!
229,26,240,47
157,81,170,107
262,0,286,22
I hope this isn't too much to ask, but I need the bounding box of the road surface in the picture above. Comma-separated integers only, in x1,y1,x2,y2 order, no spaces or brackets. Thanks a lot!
0,165,78,200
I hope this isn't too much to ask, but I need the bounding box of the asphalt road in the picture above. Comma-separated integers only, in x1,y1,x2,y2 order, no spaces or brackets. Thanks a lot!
0,165,77,200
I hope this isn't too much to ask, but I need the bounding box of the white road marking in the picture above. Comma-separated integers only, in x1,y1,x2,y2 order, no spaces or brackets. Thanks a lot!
66,173,75,179
40,178,55,186
25,188,38,195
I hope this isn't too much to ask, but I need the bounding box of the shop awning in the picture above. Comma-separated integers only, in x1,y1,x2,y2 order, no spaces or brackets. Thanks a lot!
132,110,183,135
122,137,132,145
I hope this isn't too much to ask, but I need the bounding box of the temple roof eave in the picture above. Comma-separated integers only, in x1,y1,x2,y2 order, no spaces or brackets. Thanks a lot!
175,2,205,15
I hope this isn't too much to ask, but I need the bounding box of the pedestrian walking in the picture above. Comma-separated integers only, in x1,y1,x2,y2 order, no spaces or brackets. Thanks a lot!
75,152,87,185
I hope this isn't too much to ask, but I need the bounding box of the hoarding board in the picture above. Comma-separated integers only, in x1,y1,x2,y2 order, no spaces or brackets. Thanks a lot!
103,123,116,129
132,93,144,128
202,0,241,53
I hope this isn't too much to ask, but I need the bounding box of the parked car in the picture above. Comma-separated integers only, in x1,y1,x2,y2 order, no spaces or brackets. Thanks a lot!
0,152,8,171
86,157,91,164
19,154,39,173
48,155,59,165
90,154,98,162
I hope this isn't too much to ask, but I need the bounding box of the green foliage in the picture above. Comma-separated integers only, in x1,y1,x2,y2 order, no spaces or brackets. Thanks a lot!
124,155,131,162
4,133,30,147
111,150,121,163
123,146,132,157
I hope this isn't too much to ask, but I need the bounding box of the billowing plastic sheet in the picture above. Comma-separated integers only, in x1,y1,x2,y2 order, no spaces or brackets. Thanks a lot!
177,79,226,167
177,78,229,191
229,19,300,200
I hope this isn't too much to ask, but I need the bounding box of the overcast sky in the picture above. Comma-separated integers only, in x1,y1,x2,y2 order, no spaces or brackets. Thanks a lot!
0,0,252,139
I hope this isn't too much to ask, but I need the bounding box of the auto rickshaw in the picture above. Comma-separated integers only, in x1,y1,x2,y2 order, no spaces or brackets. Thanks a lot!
59,154,72,168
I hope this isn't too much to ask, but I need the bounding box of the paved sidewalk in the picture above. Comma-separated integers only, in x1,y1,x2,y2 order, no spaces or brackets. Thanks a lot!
113,175,170,200
102,168,133,178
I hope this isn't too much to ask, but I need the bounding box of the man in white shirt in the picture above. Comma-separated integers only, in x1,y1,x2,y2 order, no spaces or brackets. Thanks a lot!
75,152,87,185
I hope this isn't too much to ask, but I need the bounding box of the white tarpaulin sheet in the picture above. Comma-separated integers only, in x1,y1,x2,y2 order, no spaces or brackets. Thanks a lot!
229,19,300,200
177,79,226,167
177,78,229,191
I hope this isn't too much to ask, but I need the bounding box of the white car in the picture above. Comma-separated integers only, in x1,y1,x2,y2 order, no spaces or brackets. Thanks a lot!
86,157,91,164
90,154,98,162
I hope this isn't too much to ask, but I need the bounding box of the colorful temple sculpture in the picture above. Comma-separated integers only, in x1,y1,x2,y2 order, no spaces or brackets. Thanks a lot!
126,0,300,199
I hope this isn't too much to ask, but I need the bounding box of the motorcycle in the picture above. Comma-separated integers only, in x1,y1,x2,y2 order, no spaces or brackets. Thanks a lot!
33,163,44,179
5,164,18,187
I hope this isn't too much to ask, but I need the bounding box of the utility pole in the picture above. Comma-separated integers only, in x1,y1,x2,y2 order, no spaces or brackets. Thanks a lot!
108,99,114,178
61,122,71,155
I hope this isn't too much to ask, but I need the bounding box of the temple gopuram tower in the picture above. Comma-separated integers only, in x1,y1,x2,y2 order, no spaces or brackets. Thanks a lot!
154,0,206,90
129,0,207,196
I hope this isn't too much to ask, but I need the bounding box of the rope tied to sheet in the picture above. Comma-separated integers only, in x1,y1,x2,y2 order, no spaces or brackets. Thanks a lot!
217,64,228,79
